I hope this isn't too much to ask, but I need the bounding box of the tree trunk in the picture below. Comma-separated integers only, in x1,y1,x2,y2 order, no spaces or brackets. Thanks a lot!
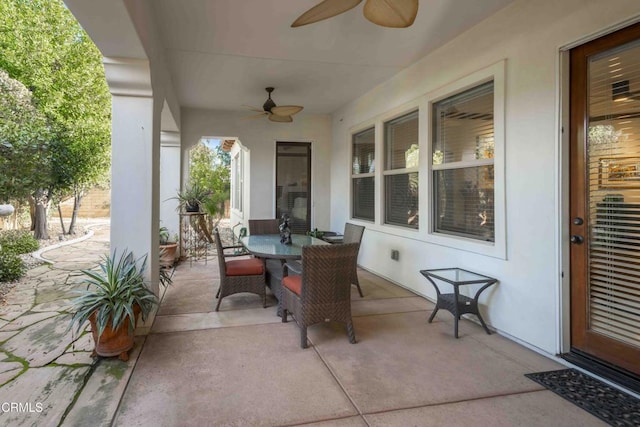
29,197,36,231
68,188,83,235
33,189,50,240
57,202,67,235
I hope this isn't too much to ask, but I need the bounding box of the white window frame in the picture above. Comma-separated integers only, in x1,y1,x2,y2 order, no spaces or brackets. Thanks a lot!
383,109,420,229
426,60,506,259
350,126,376,222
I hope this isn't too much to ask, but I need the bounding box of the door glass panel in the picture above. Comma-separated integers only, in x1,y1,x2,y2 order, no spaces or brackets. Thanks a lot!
276,142,311,234
587,40,640,348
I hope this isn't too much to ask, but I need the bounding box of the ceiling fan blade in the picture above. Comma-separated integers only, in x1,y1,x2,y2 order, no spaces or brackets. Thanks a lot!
292,0,362,27
269,114,293,123
242,113,269,121
363,0,418,28
271,105,304,116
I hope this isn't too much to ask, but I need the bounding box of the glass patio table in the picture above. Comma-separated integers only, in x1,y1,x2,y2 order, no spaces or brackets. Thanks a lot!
420,268,498,338
240,234,329,260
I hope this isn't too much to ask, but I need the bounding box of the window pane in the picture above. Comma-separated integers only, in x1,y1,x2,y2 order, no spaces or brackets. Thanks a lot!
434,166,494,241
385,110,419,170
353,176,374,221
353,128,375,174
432,82,494,164
385,173,419,228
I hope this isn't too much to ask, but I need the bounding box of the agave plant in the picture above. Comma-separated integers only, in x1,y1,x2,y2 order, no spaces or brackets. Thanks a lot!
69,249,158,339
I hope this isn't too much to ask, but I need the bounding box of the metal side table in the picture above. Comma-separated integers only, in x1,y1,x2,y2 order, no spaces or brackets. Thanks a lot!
420,268,497,338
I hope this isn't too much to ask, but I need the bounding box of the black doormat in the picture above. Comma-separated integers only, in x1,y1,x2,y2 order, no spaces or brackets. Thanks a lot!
525,368,640,426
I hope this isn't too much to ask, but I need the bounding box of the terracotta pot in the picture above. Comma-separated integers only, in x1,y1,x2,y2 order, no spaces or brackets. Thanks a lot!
159,242,178,268
89,304,140,361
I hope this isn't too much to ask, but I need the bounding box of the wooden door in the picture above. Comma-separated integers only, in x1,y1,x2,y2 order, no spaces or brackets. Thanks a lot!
570,23,640,376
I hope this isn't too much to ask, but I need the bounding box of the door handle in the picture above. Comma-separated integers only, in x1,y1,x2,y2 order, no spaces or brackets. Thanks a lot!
570,235,584,244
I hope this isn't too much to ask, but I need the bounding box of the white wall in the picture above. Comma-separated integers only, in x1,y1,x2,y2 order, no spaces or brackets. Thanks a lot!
160,132,181,239
330,0,640,355
182,109,332,231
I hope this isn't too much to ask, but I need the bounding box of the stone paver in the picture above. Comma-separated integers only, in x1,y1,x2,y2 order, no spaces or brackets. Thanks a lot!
0,365,90,426
0,312,57,332
63,338,145,427
0,222,110,426
3,314,75,367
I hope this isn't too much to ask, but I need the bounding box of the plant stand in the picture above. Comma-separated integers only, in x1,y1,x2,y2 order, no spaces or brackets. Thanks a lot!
179,212,208,266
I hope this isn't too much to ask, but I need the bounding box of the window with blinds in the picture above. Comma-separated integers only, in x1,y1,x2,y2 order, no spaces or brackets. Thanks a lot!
352,128,375,221
587,40,640,347
384,110,419,228
432,81,494,241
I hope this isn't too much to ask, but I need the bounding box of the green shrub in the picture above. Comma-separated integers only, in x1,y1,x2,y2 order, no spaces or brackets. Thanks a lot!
0,251,26,282
0,230,39,255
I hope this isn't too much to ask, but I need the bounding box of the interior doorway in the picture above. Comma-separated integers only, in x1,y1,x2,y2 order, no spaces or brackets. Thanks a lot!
275,142,311,234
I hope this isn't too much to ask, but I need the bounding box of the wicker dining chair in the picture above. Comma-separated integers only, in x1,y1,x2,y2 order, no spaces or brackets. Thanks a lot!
214,229,267,311
281,243,360,348
248,219,280,235
343,223,365,297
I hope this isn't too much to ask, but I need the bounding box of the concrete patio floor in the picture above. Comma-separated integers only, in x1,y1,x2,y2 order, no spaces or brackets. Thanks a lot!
115,261,605,426
0,226,610,426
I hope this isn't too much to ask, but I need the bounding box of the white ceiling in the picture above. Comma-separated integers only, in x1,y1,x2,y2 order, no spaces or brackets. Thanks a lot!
151,0,517,115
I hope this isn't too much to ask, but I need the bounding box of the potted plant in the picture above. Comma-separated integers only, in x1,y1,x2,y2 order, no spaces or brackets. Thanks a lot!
68,249,158,361
159,226,178,268
173,183,210,213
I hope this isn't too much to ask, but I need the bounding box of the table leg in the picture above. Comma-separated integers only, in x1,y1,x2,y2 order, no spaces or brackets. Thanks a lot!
473,280,498,335
428,306,439,323
425,277,441,324
454,286,460,338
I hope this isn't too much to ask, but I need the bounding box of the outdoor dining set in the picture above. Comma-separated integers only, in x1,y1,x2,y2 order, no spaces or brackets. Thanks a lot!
213,219,365,348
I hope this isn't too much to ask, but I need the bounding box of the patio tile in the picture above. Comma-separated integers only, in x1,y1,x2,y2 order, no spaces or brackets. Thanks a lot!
295,415,368,426
364,390,606,426
157,278,216,315
351,296,432,317
308,311,551,414
430,310,566,373
151,306,281,334
356,271,415,300
114,324,357,426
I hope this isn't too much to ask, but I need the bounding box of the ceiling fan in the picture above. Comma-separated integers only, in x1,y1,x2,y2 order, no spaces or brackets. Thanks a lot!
245,87,304,123
291,0,418,29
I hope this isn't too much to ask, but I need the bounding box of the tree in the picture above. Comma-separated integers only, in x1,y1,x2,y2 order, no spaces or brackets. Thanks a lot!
0,70,50,203
0,0,111,238
189,142,231,232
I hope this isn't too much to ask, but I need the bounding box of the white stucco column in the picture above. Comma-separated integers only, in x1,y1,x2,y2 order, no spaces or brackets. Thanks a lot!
105,58,161,292
160,131,181,239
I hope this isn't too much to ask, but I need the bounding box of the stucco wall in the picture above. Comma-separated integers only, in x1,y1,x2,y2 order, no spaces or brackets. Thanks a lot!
330,0,640,355
181,109,332,232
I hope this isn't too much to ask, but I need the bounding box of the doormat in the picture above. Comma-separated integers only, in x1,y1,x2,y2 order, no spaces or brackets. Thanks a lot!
525,368,640,426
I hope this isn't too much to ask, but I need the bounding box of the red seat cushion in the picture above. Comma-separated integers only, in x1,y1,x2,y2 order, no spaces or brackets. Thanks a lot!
282,275,302,296
225,258,264,276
